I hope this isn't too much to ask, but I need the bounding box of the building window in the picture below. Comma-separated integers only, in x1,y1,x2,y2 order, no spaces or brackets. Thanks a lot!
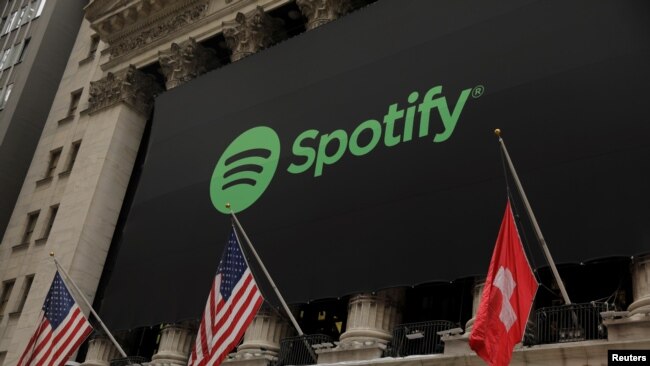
45,148,61,178
2,11,17,35
67,140,81,171
89,35,99,57
0,280,15,315
68,89,82,116
15,6,27,29
41,205,58,239
17,38,29,63
21,211,39,244
0,83,13,109
68,89,83,116
36,0,46,17
16,275,34,313
0,48,12,69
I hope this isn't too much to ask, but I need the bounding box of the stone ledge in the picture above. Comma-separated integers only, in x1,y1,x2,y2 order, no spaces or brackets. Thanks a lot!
57,115,75,125
79,54,96,66
35,176,53,186
35,237,48,246
315,338,650,366
11,242,29,250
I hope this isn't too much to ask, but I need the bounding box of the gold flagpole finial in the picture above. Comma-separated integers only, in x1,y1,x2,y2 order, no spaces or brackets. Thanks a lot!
225,202,231,209
49,252,55,257
494,128,501,137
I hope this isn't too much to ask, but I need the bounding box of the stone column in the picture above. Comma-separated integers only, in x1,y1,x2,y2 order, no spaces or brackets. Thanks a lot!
227,307,292,366
317,288,404,363
150,324,195,365
82,336,120,366
158,38,220,90
629,253,650,316
464,277,485,333
223,6,285,62
296,0,352,30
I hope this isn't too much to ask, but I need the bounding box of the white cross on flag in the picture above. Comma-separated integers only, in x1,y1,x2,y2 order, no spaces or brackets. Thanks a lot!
469,200,538,366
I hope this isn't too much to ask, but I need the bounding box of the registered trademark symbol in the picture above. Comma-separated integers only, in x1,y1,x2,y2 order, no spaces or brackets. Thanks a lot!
472,85,485,98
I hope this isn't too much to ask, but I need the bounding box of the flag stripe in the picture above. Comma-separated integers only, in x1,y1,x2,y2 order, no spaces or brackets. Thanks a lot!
36,307,83,366
189,229,264,366
17,273,93,366
48,309,89,366
211,273,254,333
16,316,48,366
209,289,263,364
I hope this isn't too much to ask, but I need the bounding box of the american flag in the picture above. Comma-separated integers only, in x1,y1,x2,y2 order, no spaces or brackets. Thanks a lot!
189,228,264,366
17,272,93,366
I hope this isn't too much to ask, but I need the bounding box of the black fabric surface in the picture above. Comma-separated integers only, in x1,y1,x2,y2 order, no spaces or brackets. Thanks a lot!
99,0,650,329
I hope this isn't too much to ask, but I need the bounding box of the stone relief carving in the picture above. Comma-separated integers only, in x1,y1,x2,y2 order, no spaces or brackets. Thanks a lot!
108,2,208,59
222,6,286,62
296,0,352,30
88,65,163,115
158,38,220,89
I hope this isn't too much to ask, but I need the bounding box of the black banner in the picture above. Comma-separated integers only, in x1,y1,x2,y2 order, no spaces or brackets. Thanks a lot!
99,0,650,329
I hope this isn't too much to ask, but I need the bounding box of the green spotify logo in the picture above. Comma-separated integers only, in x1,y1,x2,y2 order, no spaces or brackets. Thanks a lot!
210,126,281,214
210,84,482,214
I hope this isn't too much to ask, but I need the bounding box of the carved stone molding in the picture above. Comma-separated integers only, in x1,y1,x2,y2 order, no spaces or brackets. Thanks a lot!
296,0,352,30
222,6,285,62
159,37,219,89
81,335,120,366
88,65,163,115
108,2,209,59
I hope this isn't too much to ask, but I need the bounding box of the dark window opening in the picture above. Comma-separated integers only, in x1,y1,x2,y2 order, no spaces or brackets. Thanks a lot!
45,148,61,178
16,275,34,312
68,89,82,116
41,205,58,239
0,280,15,315
21,211,39,244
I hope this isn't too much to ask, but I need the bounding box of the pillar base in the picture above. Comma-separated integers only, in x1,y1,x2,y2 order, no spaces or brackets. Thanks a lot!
441,332,472,356
82,336,120,366
225,353,276,366
316,340,386,363
603,312,650,341
150,324,194,365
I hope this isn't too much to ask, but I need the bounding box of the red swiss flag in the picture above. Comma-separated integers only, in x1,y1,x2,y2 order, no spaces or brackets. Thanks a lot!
469,200,538,366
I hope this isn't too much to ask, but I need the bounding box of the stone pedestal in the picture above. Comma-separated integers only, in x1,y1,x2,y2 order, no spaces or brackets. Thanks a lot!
82,336,120,366
150,324,195,365
317,288,404,363
443,277,484,355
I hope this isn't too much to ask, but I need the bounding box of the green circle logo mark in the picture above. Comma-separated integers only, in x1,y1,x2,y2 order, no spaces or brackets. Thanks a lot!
210,126,281,214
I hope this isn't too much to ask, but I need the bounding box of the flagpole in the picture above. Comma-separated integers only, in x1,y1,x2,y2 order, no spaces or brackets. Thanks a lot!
494,129,572,305
228,206,306,336
49,252,128,358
